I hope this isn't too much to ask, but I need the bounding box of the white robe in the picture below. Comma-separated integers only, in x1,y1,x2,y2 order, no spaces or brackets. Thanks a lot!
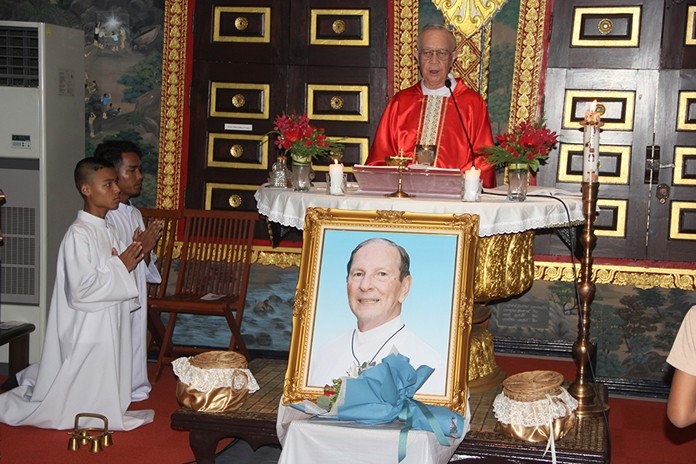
0,211,155,430
105,202,161,401
308,316,447,396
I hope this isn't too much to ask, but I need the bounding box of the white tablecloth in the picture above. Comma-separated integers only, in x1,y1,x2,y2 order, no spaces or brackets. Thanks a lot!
276,403,469,464
255,184,583,237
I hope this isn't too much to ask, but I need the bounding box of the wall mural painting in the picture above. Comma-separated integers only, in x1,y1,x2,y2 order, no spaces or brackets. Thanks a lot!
0,0,165,208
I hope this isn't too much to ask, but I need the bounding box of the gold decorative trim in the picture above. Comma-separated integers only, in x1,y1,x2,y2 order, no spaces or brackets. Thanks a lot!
432,0,507,38
156,0,188,209
687,6,696,45
307,84,368,121
252,246,301,267
674,146,696,185
213,6,270,43
595,199,627,237
207,133,268,170
452,26,488,94
670,201,696,241
557,144,630,184
509,0,549,125
562,90,635,131
392,0,418,93
310,9,370,46
210,82,270,119
535,261,696,290
204,182,258,210
677,91,696,131
571,6,641,47
597,19,613,35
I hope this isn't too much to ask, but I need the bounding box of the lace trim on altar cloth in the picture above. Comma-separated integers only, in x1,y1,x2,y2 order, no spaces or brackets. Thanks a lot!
492,387,578,426
172,356,260,393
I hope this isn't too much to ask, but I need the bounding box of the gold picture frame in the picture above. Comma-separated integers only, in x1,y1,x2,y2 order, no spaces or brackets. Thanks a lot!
282,208,479,414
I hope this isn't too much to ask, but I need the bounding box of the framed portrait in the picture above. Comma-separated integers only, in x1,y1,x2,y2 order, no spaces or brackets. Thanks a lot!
282,208,479,413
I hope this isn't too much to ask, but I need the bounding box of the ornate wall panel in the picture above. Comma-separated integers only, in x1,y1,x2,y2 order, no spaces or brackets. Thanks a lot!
562,90,636,131
557,144,630,184
674,146,696,185
213,6,271,43
207,133,268,170
570,6,641,47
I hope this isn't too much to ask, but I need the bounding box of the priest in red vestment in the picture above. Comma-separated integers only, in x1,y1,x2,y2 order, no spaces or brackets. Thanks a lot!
367,24,496,187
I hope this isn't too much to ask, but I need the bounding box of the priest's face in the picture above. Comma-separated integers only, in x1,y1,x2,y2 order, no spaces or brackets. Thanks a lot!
415,28,457,89
116,151,144,201
347,241,412,332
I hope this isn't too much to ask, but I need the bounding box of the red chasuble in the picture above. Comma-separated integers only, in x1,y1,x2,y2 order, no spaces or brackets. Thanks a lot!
367,78,496,187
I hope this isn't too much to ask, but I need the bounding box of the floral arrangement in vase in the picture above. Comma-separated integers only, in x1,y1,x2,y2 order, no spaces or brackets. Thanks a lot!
271,113,342,166
482,120,559,172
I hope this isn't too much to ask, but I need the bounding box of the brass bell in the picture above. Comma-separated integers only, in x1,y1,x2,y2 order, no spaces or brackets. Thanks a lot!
67,435,81,451
79,429,91,446
68,413,112,453
102,432,113,447
89,437,103,453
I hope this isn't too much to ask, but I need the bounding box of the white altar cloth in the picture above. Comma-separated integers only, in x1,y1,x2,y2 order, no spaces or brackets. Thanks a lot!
255,184,583,237
276,403,469,464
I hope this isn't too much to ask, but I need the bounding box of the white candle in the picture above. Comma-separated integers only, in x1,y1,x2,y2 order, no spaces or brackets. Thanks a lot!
462,166,481,201
582,100,601,183
328,159,345,195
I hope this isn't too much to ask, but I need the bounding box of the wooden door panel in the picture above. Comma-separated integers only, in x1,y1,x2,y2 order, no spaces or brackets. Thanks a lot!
187,61,288,209
539,68,658,260
547,0,663,70
652,70,696,261
289,1,387,69
193,0,289,64
662,1,696,69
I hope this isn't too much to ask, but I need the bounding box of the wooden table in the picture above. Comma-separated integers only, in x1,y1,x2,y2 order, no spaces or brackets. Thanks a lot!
171,358,609,464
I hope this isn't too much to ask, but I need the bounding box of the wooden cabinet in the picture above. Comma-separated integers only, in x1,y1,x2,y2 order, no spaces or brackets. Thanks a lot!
186,0,387,226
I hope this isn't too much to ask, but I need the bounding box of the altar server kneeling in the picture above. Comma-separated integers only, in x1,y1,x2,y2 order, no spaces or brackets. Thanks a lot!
0,157,154,431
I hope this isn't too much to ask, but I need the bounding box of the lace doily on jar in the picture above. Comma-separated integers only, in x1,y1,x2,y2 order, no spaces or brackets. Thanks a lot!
172,356,260,393
492,388,578,426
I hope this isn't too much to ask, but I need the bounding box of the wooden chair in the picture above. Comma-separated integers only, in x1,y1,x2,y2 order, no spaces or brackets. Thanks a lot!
148,209,259,381
138,208,183,354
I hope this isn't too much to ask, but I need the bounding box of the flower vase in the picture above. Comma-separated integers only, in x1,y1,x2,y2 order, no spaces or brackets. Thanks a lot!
291,162,312,191
507,163,529,201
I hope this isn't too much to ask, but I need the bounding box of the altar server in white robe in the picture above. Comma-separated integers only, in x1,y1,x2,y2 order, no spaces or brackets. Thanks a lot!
0,158,154,431
95,140,162,401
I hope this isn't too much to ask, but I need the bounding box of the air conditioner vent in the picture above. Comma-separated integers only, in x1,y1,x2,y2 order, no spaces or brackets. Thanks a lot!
0,25,39,88
0,206,38,302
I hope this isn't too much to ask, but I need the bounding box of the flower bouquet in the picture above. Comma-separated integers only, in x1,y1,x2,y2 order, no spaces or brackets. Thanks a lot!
481,120,559,172
482,120,559,201
271,113,342,166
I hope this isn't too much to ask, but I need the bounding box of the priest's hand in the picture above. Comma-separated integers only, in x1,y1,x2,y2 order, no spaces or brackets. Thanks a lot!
114,241,145,272
133,220,162,264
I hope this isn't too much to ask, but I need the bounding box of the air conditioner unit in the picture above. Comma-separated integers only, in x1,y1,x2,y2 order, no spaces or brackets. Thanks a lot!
0,21,84,363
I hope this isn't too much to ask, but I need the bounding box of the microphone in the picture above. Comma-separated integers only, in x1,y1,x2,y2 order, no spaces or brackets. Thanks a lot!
445,78,476,160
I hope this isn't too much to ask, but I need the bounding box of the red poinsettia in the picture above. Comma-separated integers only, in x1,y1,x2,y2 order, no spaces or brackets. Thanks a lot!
271,113,341,165
483,120,559,172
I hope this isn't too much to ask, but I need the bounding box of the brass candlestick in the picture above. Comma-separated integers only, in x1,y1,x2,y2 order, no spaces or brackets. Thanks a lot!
385,155,414,198
568,181,608,416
